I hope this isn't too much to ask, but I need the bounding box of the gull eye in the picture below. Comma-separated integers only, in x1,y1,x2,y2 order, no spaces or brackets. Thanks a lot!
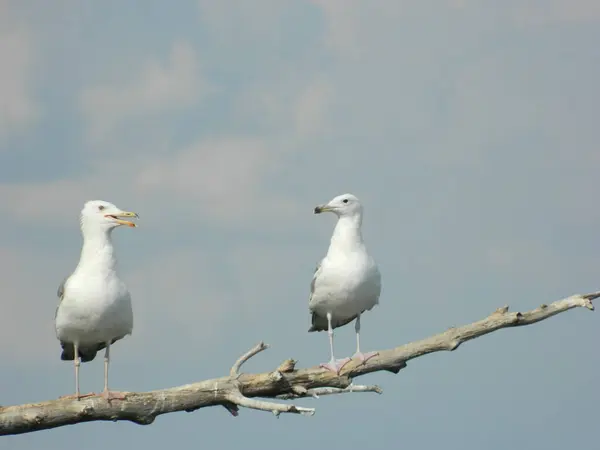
342,199,349,204
98,205,105,211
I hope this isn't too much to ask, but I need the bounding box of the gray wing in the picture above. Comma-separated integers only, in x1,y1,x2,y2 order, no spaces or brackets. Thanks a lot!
307,260,324,331
308,259,323,304
307,260,355,332
55,275,70,319
57,276,67,299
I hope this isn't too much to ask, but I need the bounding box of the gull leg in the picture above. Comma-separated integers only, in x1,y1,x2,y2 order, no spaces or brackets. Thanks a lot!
59,343,94,400
352,314,378,364
101,341,127,401
75,343,81,397
319,312,351,374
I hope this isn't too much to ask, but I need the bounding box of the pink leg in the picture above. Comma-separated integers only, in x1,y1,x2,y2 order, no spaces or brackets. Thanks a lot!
353,315,378,365
320,313,351,374
61,344,96,400
100,341,127,401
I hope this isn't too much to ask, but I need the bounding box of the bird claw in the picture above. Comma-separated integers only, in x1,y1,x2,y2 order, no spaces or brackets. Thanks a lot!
320,357,351,374
352,351,379,365
100,390,127,401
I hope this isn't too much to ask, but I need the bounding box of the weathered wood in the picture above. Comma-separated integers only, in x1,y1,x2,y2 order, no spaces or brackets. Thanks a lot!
1,291,597,436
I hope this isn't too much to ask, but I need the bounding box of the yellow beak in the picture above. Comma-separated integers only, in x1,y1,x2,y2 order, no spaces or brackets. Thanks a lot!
314,205,333,214
105,211,139,227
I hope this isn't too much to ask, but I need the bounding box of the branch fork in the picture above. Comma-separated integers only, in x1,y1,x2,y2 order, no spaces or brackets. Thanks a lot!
225,342,316,417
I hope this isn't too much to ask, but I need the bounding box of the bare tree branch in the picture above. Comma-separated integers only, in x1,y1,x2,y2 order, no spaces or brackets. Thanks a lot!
276,384,383,400
225,341,316,416
1,291,597,436
225,392,315,417
230,341,269,377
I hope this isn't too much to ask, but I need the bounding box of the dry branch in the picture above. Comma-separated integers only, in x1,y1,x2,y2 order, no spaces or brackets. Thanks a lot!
1,291,598,436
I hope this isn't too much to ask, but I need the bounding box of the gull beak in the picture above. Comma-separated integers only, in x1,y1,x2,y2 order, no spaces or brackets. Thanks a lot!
105,211,139,227
314,204,333,214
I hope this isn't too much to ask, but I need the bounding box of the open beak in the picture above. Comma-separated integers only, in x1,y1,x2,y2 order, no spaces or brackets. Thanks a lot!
105,211,139,227
314,204,333,214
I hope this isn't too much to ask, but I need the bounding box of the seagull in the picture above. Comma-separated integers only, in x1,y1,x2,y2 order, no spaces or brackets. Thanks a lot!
55,200,138,401
308,193,381,374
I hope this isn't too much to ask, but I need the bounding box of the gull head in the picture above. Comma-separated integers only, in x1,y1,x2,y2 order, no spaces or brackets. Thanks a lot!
314,193,362,217
80,200,139,231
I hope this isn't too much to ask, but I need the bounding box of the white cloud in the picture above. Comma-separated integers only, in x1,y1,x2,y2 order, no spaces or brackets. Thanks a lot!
80,41,214,142
0,26,39,145
197,0,288,45
0,135,300,228
293,78,334,138
514,0,600,25
125,248,232,355
233,74,334,140
311,0,415,60
133,136,299,222
136,137,269,197
0,179,87,226
449,0,468,8
0,247,63,361
0,169,144,228
311,0,370,59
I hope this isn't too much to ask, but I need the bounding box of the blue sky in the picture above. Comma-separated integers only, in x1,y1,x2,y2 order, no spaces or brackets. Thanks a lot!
2,1,600,449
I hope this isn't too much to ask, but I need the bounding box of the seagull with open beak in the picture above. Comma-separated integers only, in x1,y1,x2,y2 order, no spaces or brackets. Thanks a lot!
55,200,139,401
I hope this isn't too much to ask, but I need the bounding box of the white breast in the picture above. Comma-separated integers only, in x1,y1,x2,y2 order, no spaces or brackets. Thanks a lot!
55,271,133,345
310,252,381,320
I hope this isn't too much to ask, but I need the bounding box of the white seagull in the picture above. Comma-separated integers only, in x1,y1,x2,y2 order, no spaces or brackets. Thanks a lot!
308,193,381,374
55,200,138,401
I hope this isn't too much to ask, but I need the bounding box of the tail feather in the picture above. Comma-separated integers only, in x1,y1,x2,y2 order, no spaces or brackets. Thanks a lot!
60,342,102,362
60,337,122,363
308,312,356,332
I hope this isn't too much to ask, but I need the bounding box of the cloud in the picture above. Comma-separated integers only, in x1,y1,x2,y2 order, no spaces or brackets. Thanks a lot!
125,248,233,355
293,78,334,138
448,0,468,8
310,0,365,58
135,137,270,198
514,0,600,25
197,0,289,47
0,246,63,361
0,179,86,227
133,136,301,223
0,134,302,229
0,25,39,146
233,74,334,141
80,41,214,142
0,170,142,228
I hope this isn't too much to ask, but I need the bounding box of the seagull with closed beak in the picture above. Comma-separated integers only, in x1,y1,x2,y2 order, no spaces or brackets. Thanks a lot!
308,193,381,374
55,200,138,401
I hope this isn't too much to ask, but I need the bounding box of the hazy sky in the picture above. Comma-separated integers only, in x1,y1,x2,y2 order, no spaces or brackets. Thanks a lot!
2,1,600,449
